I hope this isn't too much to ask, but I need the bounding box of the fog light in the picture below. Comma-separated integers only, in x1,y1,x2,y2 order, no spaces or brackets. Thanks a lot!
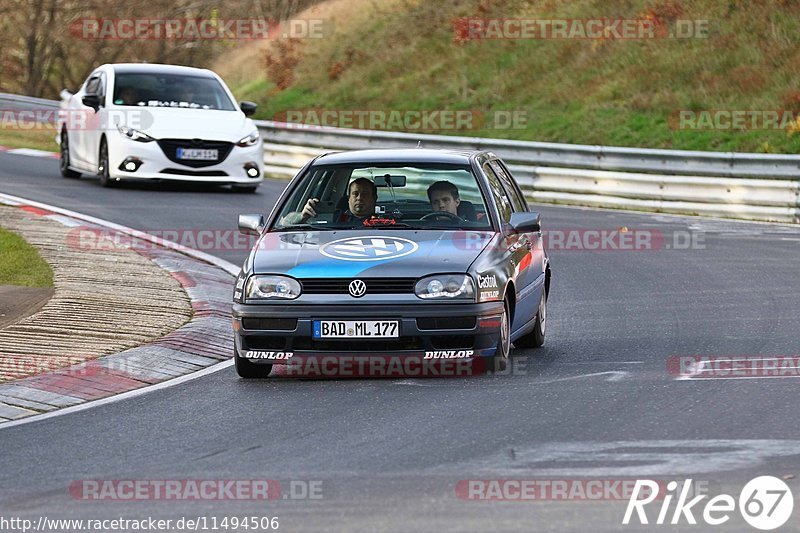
244,162,260,178
118,157,142,172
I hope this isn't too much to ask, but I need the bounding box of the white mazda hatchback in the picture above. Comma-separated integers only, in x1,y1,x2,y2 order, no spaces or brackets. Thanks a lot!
58,63,264,192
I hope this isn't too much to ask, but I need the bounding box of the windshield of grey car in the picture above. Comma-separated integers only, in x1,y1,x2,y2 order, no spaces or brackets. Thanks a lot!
272,163,494,231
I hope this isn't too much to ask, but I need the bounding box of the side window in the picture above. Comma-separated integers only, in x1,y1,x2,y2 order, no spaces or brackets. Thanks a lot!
490,161,526,212
97,72,106,99
85,76,100,95
483,163,513,223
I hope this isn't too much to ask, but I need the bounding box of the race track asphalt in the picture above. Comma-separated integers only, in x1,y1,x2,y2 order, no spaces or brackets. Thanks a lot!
2,152,800,532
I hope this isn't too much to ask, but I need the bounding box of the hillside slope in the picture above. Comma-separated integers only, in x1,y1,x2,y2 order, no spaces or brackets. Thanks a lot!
215,0,800,153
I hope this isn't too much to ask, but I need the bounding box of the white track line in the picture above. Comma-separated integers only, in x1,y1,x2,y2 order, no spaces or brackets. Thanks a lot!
0,192,239,276
0,192,240,430
0,360,233,430
538,371,630,384
4,148,58,158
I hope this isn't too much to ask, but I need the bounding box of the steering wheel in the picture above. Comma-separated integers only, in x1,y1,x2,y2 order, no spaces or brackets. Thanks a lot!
421,211,463,222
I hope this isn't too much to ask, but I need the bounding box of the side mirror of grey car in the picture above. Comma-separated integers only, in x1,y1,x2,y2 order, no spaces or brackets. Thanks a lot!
509,212,541,233
238,214,266,236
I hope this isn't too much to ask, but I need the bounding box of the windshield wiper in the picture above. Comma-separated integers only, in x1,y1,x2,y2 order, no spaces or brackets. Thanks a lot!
274,224,333,232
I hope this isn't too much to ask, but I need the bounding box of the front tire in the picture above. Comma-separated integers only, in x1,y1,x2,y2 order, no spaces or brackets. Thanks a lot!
98,138,113,188
492,299,511,372
60,129,81,178
514,291,547,349
234,349,273,378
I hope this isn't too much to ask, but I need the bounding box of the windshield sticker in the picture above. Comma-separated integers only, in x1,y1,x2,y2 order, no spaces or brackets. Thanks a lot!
139,100,212,109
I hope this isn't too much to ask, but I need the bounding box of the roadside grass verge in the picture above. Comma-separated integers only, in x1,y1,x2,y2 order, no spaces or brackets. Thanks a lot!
0,128,58,152
0,228,54,287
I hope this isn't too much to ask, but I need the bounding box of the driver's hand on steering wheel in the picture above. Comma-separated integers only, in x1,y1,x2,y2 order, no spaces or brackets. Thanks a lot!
300,198,320,221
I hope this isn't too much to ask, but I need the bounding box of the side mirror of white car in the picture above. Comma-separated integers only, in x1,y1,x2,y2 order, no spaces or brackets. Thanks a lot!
240,101,258,117
82,94,101,111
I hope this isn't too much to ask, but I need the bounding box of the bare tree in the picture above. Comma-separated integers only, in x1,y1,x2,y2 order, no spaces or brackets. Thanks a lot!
0,0,324,97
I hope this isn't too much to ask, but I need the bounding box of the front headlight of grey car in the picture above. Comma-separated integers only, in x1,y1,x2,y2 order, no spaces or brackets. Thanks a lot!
415,274,475,300
245,275,301,301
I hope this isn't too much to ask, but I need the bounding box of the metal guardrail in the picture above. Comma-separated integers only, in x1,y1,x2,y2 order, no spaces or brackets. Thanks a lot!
0,93,61,112
255,121,800,223
2,93,798,222
255,120,800,180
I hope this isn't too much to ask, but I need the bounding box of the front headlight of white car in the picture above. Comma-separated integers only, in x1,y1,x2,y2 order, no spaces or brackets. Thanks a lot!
117,124,155,143
415,274,475,300
245,275,301,301
237,130,260,147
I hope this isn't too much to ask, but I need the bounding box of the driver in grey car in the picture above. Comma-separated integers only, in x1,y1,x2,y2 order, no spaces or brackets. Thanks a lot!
292,177,378,224
427,180,461,215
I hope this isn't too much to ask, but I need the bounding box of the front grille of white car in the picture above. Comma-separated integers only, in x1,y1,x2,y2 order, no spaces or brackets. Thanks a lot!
161,168,229,176
157,139,234,168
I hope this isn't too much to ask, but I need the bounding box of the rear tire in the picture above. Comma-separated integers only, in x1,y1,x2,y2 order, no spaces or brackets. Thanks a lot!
234,349,273,378
492,299,511,372
98,138,113,188
60,129,81,178
514,291,547,349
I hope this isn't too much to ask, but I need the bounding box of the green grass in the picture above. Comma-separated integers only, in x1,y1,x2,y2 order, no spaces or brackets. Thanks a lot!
0,128,58,152
217,0,800,153
0,228,54,288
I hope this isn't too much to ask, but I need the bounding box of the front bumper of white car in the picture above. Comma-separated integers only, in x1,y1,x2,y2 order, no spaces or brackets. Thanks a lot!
105,133,264,185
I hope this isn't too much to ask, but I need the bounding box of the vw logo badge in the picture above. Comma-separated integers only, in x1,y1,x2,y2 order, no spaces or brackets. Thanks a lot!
320,236,419,262
349,279,367,298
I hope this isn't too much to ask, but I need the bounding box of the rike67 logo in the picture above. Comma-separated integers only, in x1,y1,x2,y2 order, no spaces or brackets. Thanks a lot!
623,477,793,530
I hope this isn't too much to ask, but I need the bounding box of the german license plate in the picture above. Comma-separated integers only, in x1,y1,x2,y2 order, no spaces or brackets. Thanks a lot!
176,148,218,160
313,320,399,339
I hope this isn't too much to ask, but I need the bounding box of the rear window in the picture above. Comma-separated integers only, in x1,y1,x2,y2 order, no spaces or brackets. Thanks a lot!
112,72,236,111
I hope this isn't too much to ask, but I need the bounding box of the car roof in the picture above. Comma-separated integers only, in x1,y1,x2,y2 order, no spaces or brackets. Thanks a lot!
312,149,484,166
107,63,216,77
